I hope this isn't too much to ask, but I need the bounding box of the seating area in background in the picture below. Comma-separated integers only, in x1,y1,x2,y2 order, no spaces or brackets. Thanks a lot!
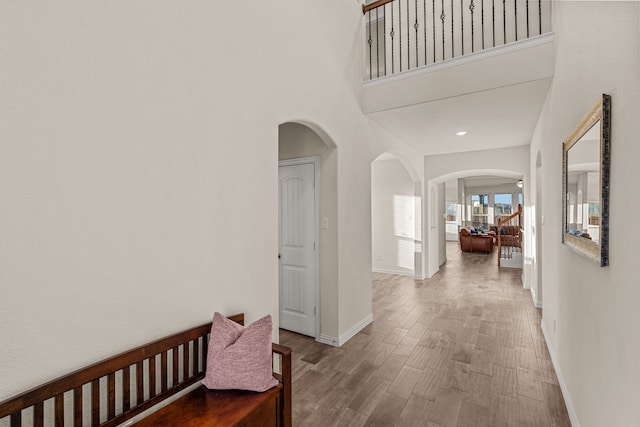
459,224,522,255
459,226,496,253
491,224,521,247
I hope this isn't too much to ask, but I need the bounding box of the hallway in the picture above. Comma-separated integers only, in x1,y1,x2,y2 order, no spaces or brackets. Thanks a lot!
280,242,570,426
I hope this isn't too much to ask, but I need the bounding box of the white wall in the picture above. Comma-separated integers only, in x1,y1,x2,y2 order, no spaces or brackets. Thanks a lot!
445,179,459,241
278,123,339,339
529,2,640,425
365,119,427,280
371,158,415,275
437,183,447,266
0,1,375,399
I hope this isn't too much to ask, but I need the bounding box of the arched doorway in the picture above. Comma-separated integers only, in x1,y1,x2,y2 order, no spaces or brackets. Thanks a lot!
371,153,420,276
428,169,525,275
278,122,338,339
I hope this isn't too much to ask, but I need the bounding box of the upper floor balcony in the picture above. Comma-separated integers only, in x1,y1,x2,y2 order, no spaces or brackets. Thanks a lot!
363,0,553,82
361,0,555,155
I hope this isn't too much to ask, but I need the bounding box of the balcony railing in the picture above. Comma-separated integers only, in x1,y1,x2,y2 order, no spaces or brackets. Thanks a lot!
363,0,552,80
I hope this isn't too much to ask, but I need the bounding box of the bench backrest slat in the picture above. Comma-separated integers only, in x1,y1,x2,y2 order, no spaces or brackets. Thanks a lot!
91,379,100,426
73,387,82,427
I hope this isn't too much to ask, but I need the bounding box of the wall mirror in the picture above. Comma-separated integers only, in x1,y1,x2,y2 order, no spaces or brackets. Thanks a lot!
562,94,611,266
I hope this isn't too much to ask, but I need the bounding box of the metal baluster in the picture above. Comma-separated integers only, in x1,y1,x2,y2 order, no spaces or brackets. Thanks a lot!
384,5,387,75
469,0,475,52
407,0,410,69
538,0,541,35
461,0,464,55
376,7,380,78
481,0,485,49
433,0,437,62
514,0,518,41
450,0,454,58
441,0,445,61
399,0,403,71
424,0,427,65
503,0,506,44
367,10,373,79
492,0,496,46
415,0,419,68
526,0,529,38
391,3,395,74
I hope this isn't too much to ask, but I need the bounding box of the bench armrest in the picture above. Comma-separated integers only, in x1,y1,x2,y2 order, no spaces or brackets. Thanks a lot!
271,343,292,427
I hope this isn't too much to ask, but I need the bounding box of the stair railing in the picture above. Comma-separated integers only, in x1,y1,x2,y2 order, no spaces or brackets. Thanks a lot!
497,203,522,267
362,0,552,80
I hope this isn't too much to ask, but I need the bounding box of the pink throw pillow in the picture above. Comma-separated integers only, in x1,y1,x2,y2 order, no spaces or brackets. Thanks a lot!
201,312,278,392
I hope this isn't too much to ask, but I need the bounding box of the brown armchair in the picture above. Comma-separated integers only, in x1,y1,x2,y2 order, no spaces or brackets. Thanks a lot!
459,227,494,253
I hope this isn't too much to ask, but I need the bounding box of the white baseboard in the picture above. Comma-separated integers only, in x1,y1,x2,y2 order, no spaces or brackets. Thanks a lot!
530,287,542,308
522,270,530,289
500,255,523,269
540,320,580,427
316,313,373,347
316,334,340,346
372,268,414,277
522,258,533,290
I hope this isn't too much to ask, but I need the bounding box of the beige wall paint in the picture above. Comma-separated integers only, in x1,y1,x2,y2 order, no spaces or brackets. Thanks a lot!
0,1,375,399
530,2,640,425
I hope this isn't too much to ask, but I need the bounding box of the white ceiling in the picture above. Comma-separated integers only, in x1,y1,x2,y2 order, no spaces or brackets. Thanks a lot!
367,78,553,156
363,35,556,157
463,175,521,188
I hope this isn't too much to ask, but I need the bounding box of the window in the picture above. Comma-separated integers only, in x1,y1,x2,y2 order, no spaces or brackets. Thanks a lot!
445,202,457,222
494,193,513,215
588,203,600,225
495,193,513,225
471,194,489,228
472,194,488,214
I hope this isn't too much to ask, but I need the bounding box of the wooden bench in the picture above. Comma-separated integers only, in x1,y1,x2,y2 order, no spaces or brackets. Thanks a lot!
0,313,292,427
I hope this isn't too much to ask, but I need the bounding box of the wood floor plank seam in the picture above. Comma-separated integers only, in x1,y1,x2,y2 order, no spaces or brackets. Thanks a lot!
282,242,570,426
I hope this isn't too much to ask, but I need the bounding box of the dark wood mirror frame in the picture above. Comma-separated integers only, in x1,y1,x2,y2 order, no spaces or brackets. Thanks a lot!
562,94,611,266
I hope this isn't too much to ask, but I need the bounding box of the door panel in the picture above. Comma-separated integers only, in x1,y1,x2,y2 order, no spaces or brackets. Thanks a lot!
278,162,316,337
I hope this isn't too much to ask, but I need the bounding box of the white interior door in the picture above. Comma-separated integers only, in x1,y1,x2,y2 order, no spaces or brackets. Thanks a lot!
278,161,317,337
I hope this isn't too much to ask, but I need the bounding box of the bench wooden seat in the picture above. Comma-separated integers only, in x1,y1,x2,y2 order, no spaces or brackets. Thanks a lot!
0,313,292,427
135,385,282,426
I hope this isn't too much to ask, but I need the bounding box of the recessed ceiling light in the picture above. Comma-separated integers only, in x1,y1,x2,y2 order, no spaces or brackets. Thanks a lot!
456,131,467,136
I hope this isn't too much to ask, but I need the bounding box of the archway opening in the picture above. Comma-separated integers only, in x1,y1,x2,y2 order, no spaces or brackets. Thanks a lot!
430,170,525,271
371,153,420,277
278,122,338,339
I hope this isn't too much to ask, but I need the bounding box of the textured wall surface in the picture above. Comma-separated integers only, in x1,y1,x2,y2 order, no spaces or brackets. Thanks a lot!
0,0,377,400
529,2,640,425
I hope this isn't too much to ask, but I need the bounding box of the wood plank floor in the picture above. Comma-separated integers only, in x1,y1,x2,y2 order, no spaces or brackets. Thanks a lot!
280,242,571,426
